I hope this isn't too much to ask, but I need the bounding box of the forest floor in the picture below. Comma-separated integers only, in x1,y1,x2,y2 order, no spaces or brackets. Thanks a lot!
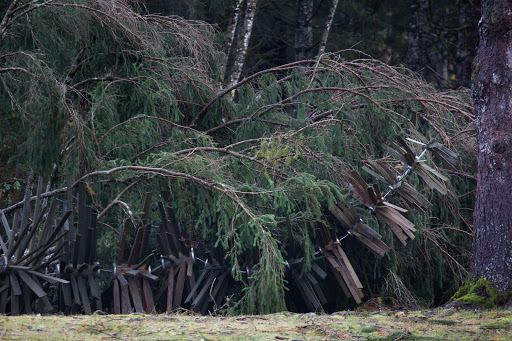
0,307,511,340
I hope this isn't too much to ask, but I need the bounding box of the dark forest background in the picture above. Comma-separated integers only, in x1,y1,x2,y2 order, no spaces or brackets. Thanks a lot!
140,0,479,89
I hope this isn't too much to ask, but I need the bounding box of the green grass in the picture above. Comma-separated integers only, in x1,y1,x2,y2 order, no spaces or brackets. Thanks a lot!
0,308,511,340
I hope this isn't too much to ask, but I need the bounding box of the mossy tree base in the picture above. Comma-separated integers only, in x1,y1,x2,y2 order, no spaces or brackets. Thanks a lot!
450,278,511,309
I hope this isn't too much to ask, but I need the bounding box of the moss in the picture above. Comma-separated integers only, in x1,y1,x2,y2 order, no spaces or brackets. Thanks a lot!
361,326,377,333
451,277,510,308
430,319,458,325
471,63,481,81
371,331,440,341
480,322,511,330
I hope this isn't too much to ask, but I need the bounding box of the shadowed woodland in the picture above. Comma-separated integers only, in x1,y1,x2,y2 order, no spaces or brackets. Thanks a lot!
0,0,479,315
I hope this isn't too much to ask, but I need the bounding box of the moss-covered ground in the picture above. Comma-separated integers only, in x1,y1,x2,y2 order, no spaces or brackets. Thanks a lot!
0,308,511,340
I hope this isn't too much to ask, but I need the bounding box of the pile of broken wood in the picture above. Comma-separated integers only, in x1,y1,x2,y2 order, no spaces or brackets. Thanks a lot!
0,133,458,315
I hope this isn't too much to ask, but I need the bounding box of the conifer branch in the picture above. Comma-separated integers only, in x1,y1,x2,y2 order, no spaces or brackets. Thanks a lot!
205,85,398,135
0,67,37,77
189,60,316,127
0,0,22,43
98,115,201,150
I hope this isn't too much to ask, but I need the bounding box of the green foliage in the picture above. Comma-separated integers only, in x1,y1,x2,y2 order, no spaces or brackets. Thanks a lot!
0,1,476,314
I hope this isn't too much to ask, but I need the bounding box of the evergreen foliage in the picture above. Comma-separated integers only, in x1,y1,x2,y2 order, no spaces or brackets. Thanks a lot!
0,0,475,313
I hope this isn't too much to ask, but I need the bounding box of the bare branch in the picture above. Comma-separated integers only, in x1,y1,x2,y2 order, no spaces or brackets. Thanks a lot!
0,67,37,78
97,181,138,220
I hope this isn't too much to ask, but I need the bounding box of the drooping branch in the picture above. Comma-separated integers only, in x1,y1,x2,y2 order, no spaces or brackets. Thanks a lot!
1,163,274,215
189,59,315,126
0,67,37,77
0,0,22,44
98,114,202,150
205,85,401,135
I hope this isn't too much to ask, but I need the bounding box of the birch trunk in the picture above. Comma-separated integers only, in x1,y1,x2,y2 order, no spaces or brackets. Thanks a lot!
220,0,244,84
227,0,258,96
318,0,339,56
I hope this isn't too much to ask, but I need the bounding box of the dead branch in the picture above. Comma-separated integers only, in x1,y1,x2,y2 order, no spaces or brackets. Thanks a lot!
0,0,22,43
97,181,139,220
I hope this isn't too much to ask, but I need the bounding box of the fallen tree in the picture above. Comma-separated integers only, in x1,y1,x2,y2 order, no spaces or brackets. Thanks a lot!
0,0,475,313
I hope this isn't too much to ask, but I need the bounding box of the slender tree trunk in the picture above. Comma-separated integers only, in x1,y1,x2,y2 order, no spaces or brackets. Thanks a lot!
188,0,197,19
407,0,429,76
220,0,244,84
227,0,258,95
456,0,480,88
295,0,313,61
471,0,512,292
318,0,339,56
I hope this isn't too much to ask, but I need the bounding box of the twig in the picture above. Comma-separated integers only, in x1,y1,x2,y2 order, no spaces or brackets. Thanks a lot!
97,181,139,220
440,168,477,181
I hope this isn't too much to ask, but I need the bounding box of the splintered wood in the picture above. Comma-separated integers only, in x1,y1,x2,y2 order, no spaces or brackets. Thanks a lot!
0,134,459,315
58,181,102,315
156,192,199,313
315,223,364,304
112,192,157,314
287,258,327,312
329,202,390,258
0,174,71,315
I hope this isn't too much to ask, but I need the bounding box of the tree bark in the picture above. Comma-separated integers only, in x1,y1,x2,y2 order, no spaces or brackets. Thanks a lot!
220,0,244,84
318,0,339,56
471,0,512,291
456,0,480,88
227,0,258,95
407,0,429,76
295,0,313,61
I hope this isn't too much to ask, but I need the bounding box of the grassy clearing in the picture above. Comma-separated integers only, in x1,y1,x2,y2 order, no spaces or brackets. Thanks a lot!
0,308,511,340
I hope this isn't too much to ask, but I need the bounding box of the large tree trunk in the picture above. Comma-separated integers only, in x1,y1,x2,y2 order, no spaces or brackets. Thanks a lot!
407,0,429,76
456,0,480,88
295,0,313,61
471,0,512,291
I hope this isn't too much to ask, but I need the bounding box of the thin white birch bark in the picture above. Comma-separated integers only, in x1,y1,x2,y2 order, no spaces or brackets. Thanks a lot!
227,0,258,97
220,0,244,84
318,0,339,56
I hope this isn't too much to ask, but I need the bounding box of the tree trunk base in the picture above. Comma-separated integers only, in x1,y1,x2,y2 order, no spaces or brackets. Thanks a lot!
449,278,510,309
